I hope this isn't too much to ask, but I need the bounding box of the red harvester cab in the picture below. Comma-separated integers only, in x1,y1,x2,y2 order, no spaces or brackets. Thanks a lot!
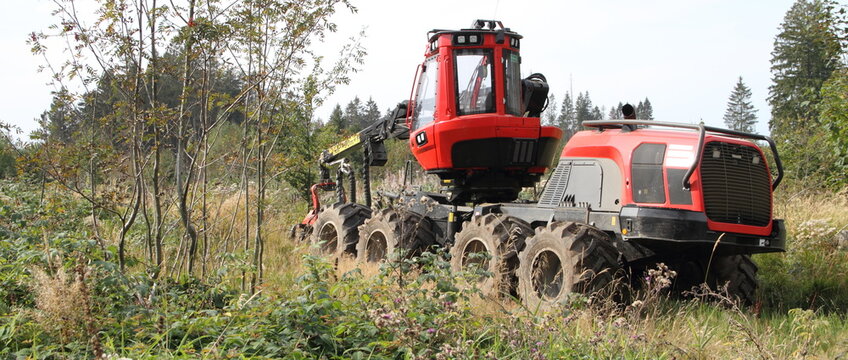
407,20,562,203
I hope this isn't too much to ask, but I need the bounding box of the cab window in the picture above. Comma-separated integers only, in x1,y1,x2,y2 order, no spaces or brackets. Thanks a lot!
503,50,522,116
454,49,495,115
412,56,438,130
632,143,666,203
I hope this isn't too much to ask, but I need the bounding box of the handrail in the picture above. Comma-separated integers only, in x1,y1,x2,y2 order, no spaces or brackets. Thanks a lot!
581,120,784,190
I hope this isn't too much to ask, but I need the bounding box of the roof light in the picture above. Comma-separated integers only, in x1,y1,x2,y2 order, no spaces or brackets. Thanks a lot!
469,35,478,43
457,35,466,44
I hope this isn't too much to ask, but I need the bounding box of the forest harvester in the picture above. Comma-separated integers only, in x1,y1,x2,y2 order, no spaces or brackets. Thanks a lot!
292,20,786,306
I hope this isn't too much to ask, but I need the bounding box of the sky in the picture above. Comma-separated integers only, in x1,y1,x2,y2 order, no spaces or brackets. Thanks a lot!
0,0,802,140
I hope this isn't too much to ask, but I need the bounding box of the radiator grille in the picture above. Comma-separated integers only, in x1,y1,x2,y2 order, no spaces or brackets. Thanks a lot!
538,162,571,207
700,142,771,226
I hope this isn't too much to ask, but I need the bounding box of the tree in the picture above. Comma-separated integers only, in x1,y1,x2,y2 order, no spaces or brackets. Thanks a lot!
608,102,624,119
557,92,578,141
344,96,364,131
818,68,848,186
636,98,654,120
768,0,844,132
328,104,345,129
722,77,758,132
363,97,381,128
542,94,557,126
768,0,845,184
591,106,604,121
574,92,593,123
36,90,80,144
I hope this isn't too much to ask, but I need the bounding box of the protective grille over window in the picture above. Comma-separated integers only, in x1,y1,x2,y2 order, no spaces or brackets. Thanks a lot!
455,49,495,115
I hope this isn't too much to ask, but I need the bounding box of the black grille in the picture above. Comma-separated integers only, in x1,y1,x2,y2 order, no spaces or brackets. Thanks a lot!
700,142,771,226
511,139,536,165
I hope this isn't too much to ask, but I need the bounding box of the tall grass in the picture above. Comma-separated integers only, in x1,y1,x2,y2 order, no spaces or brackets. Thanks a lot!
758,187,848,312
3,179,848,358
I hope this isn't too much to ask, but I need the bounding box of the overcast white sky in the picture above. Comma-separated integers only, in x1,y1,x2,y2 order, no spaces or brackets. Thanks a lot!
1,0,805,139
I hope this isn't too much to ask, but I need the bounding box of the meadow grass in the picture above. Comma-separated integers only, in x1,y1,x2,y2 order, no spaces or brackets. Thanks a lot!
3,179,848,358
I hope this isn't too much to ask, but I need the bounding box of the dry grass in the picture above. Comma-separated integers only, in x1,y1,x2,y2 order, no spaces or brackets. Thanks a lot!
31,267,95,345
775,186,848,236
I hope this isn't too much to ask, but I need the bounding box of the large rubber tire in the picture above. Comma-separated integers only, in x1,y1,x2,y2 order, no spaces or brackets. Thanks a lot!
668,254,758,305
356,208,436,263
310,203,371,258
450,214,533,298
711,254,758,305
517,222,620,309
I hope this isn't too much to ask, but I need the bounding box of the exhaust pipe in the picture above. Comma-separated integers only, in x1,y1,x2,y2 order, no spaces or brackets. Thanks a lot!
622,103,636,119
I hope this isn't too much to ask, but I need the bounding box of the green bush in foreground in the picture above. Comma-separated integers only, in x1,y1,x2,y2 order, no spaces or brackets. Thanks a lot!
1,180,848,358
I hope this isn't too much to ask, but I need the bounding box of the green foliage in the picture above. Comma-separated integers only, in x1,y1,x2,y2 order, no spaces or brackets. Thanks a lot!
769,0,845,128
0,124,16,179
1,179,847,358
757,217,848,312
818,69,848,186
768,0,847,188
723,77,758,133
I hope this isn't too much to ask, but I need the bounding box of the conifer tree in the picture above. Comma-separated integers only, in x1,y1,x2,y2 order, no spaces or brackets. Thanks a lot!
574,92,593,123
608,102,623,119
557,92,578,140
722,77,758,133
769,0,844,132
768,0,845,183
328,104,345,130
636,98,654,120
542,94,558,126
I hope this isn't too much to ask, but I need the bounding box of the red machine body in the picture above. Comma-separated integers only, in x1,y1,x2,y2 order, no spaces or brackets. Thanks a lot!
406,21,562,203
561,127,776,238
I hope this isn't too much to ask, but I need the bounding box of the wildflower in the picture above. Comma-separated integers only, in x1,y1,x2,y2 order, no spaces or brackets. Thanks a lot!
427,328,436,334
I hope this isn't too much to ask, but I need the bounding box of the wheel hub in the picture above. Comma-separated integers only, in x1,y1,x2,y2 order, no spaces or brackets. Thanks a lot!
532,249,563,300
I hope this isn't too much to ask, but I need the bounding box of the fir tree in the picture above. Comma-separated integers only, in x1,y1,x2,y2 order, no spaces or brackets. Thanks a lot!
574,92,593,123
542,94,558,126
636,98,654,120
344,96,363,131
557,92,578,140
591,106,604,121
328,104,345,130
363,97,381,128
608,102,624,119
768,0,844,132
722,77,758,133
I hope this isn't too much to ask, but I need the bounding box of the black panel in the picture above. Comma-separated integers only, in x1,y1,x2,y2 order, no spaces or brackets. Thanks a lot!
632,166,665,203
667,168,693,205
619,206,786,255
632,143,666,164
632,143,666,204
452,137,548,168
535,137,560,168
700,142,771,226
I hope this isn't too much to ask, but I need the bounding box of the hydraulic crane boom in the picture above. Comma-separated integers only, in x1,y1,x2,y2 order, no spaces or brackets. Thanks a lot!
319,101,409,171
315,101,410,206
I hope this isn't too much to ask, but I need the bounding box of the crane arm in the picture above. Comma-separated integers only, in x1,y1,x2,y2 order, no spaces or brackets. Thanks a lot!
319,101,409,173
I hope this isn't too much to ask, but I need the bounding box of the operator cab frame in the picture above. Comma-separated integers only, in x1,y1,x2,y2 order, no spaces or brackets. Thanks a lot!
407,20,561,204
